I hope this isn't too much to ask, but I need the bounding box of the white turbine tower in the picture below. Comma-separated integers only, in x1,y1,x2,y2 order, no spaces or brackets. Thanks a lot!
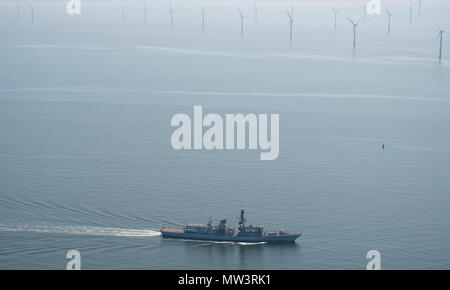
435,23,445,62
386,9,392,35
238,10,245,36
26,1,34,23
169,4,174,27
332,8,339,30
119,2,125,22
202,5,205,31
287,10,294,43
418,0,422,19
143,0,148,24
347,18,360,50
15,1,21,20
409,2,413,26
254,3,258,24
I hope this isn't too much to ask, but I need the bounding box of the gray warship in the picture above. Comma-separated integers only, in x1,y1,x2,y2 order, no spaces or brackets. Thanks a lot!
161,209,301,243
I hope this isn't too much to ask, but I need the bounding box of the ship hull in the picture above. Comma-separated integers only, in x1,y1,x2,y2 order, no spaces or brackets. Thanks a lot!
161,229,300,243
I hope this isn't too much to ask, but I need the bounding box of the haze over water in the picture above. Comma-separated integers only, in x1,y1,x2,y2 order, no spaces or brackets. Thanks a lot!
0,0,449,269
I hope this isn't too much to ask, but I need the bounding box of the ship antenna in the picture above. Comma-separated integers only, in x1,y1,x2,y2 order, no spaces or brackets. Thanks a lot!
207,216,213,227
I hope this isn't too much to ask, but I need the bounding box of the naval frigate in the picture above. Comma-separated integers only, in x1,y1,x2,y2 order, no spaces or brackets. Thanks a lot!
160,209,300,243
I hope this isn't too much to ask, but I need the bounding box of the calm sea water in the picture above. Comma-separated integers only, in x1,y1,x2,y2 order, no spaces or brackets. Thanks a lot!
1,0,449,269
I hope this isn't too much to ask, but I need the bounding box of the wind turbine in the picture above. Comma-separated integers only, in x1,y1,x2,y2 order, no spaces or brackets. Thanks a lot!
418,0,422,19
119,2,125,22
143,0,147,24
332,9,339,30
386,9,392,35
201,5,205,31
15,1,21,20
26,1,34,23
238,10,245,36
435,23,445,62
409,2,413,26
254,3,258,24
287,10,294,43
169,4,174,27
347,18,360,50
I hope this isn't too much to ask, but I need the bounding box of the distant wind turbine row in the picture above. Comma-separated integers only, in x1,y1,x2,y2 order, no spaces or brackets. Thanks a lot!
335,5,444,60
9,1,446,61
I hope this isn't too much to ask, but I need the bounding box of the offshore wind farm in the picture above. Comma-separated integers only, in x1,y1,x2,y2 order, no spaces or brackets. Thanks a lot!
0,0,450,269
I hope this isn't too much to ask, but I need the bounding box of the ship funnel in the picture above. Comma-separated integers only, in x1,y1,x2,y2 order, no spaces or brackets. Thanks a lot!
239,208,246,227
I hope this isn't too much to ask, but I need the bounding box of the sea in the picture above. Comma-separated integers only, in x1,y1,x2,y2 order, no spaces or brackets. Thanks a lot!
0,0,449,269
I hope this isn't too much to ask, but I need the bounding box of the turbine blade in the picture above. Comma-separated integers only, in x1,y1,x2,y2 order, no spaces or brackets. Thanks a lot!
434,21,442,32
287,11,292,21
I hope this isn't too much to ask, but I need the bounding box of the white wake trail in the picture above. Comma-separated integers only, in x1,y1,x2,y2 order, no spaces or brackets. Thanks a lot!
0,224,161,237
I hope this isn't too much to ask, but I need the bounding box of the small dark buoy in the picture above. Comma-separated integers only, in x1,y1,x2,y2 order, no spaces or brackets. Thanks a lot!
382,144,385,150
